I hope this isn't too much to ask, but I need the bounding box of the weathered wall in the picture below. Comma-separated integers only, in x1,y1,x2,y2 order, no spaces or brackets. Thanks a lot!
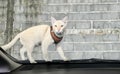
1,0,120,60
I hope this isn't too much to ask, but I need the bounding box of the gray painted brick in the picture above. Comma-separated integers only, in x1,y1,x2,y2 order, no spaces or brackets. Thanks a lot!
48,13,66,20
49,52,62,60
67,0,83,3
82,52,103,59
61,43,74,51
68,0,100,3
100,0,117,3
0,22,5,31
68,13,102,20
103,34,119,41
90,4,110,11
46,0,68,4
41,5,70,12
74,43,113,51
67,21,91,29
46,43,74,51
70,5,91,12
64,34,119,42
0,35,4,44
101,12,119,20
93,21,120,29
64,35,85,42
112,43,120,50
65,52,84,60
103,52,120,60
82,0,101,3
110,4,120,11
68,0,117,3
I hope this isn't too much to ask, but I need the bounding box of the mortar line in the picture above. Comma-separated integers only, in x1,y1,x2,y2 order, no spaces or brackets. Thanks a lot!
15,11,120,14
117,0,119,3
63,42,120,44
47,51,120,52
90,20,93,29
66,28,120,30
14,20,120,23
14,3,120,6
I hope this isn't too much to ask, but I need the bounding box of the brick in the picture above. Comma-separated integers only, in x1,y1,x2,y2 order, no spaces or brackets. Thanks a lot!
33,53,43,60
67,21,91,29
48,44,56,51
37,14,49,21
93,21,120,29
0,34,5,45
101,0,117,3
101,12,119,20
102,34,119,41
14,14,26,22
68,13,102,20
70,5,91,12
103,52,120,60
49,52,84,60
41,5,70,12
64,34,119,42
65,52,84,59
68,0,100,3
0,0,7,7
61,43,74,51
90,4,110,11
109,4,120,11
74,43,113,51
50,13,67,20
67,0,83,3
64,35,85,42
68,0,117,3
49,52,61,60
0,22,5,31
82,0,100,3
112,43,120,50
82,52,103,59
46,0,68,4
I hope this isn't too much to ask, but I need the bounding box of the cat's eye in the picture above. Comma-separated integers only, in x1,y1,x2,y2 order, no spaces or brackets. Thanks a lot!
55,25,57,27
61,25,63,27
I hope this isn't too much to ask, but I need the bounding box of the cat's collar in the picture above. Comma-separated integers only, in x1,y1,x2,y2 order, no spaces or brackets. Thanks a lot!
50,26,63,44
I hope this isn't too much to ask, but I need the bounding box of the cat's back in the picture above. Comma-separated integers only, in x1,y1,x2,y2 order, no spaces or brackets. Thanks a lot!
20,25,50,37
22,25,50,32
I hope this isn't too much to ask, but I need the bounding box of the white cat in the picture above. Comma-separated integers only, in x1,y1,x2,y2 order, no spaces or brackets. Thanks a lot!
1,16,68,63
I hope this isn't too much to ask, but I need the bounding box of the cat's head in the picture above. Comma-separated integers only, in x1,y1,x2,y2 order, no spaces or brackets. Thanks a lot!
51,16,68,35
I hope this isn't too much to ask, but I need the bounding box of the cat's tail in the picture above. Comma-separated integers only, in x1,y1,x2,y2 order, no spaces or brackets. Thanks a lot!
1,34,20,50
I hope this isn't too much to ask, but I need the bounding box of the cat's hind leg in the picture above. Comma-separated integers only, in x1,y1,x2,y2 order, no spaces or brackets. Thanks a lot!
20,46,27,60
26,44,36,63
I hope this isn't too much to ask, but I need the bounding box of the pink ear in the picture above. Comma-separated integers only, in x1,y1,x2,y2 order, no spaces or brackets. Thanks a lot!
51,16,56,25
62,16,68,24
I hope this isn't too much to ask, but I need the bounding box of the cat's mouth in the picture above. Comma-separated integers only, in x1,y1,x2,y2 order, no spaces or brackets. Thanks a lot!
56,32,63,35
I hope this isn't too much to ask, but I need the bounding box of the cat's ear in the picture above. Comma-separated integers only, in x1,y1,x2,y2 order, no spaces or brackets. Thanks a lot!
51,16,56,25
62,16,68,25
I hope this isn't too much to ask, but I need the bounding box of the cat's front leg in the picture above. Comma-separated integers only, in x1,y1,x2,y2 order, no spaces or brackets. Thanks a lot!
41,39,52,62
56,43,69,61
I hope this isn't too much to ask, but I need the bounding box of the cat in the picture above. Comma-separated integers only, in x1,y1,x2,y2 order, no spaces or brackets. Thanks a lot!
1,16,68,63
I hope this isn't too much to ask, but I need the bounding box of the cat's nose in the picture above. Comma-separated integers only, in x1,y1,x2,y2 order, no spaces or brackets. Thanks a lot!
57,31,62,35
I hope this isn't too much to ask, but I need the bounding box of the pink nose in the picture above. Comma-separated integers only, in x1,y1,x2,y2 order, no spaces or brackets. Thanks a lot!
58,28,61,32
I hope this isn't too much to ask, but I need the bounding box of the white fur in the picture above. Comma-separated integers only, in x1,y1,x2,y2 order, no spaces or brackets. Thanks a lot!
1,16,68,63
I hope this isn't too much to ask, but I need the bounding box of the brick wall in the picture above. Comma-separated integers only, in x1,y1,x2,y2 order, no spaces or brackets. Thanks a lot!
1,0,120,60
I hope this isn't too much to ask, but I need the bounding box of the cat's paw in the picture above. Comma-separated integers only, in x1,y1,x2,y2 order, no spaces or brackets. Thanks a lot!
44,59,52,62
63,58,69,61
30,60,37,63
